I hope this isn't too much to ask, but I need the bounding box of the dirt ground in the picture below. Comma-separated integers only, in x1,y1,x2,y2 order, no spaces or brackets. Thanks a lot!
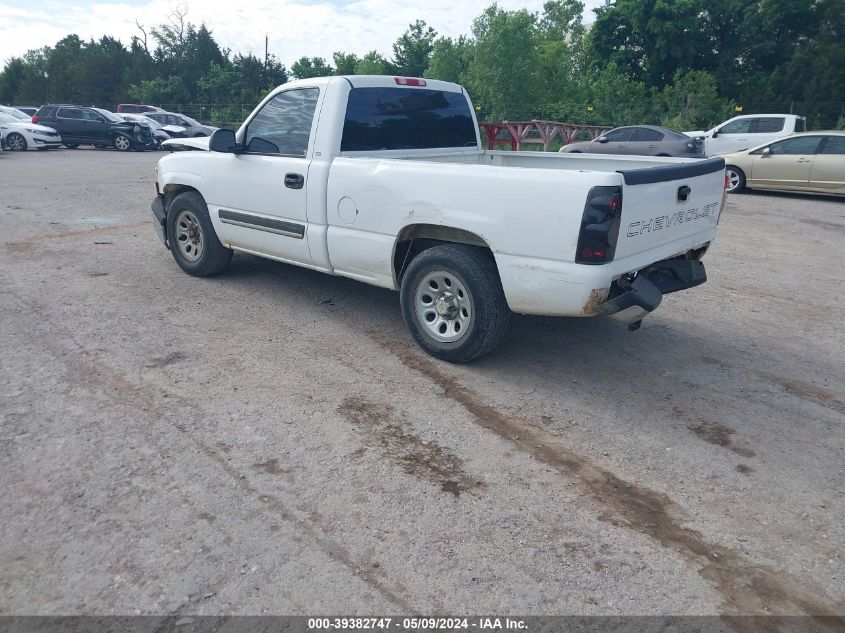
0,148,843,617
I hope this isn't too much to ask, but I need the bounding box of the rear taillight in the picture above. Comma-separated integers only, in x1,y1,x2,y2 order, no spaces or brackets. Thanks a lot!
394,77,426,87
575,186,623,264
724,172,730,189
31,115,38,123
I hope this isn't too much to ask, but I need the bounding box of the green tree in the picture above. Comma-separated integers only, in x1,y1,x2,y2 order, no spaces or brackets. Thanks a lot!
537,0,586,107
659,70,732,130
463,5,542,120
391,20,436,76
128,75,190,105
355,51,392,75
291,56,333,79
425,36,473,83
589,0,713,87
332,52,360,75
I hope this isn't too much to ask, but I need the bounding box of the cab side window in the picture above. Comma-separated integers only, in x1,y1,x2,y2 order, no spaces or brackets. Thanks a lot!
604,128,633,142
245,88,320,156
753,117,785,133
821,137,845,154
719,119,752,134
631,128,664,142
57,108,83,120
767,136,822,155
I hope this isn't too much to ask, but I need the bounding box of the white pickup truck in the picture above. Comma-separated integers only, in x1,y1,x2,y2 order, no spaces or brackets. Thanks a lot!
151,75,727,362
685,113,806,156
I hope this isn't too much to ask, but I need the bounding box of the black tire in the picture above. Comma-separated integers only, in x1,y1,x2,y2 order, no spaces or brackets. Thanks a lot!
400,244,510,363
166,191,232,277
112,133,132,152
63,143,79,149
7,133,27,151
726,165,747,193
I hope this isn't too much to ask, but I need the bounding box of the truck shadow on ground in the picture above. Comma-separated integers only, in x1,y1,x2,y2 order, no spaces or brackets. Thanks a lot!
218,252,843,429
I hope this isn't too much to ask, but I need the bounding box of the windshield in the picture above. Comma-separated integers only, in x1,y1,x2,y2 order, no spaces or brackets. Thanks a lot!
93,108,123,123
179,115,201,127
139,116,162,130
125,114,161,130
0,112,20,124
1,107,29,120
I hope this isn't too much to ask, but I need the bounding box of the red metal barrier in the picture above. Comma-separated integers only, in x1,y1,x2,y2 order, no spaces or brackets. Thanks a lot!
480,120,612,151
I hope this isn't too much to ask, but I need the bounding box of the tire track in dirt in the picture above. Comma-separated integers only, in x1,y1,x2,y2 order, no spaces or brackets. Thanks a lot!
382,340,842,623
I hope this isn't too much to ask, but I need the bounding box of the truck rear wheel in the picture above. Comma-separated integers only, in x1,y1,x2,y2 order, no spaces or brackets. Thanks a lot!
166,191,232,277
400,245,510,363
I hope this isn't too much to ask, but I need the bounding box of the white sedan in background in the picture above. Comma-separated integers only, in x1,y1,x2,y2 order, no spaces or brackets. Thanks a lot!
0,111,62,151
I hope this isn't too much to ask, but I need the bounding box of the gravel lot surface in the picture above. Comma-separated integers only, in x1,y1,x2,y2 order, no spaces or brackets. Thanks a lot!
1,149,843,617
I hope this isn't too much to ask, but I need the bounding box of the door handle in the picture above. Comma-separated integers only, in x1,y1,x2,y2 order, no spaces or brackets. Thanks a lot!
284,173,304,189
797,158,811,163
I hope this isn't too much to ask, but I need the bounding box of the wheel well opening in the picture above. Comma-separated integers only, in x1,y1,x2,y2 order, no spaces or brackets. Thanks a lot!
393,224,495,285
163,184,201,208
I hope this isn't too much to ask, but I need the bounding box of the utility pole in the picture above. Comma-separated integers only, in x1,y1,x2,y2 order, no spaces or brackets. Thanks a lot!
265,34,269,70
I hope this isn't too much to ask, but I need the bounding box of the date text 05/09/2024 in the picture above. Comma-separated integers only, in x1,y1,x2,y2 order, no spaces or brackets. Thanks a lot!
307,617,527,631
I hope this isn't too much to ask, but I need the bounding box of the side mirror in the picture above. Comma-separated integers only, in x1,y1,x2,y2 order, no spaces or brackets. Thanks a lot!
712,130,720,138
596,136,608,143
762,147,772,157
209,128,238,153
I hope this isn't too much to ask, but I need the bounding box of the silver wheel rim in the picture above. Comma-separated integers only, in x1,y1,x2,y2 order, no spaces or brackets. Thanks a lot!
9,134,25,151
174,210,204,262
414,270,473,343
726,169,741,192
114,135,130,151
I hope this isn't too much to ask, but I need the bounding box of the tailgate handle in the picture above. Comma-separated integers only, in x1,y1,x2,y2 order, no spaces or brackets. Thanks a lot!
677,185,691,203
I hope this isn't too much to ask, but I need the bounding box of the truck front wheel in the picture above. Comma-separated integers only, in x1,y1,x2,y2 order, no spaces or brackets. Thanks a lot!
400,245,510,363
166,191,232,277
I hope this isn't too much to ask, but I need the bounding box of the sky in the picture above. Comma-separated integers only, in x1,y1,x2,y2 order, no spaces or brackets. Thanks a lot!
0,0,606,68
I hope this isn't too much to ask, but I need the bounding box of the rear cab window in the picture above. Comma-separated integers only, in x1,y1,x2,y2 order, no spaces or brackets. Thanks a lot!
341,87,477,151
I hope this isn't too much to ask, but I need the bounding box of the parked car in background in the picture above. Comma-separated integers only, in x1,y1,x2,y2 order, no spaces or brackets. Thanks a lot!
33,105,157,151
560,125,704,157
120,113,186,138
723,131,845,196
685,114,806,156
118,113,186,147
144,111,216,137
0,105,31,120
14,107,38,117
117,103,163,114
0,111,62,150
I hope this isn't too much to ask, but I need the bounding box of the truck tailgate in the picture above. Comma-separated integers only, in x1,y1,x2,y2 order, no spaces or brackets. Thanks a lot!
613,158,725,260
